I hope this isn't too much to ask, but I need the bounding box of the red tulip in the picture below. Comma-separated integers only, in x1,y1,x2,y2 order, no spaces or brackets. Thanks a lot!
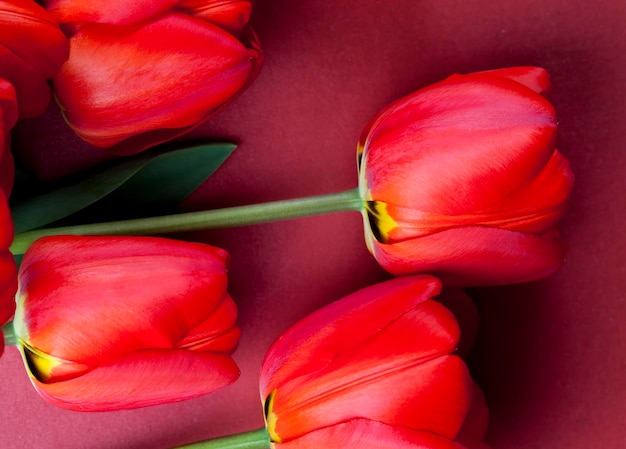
358,66,574,286
260,275,488,448
13,235,240,411
52,11,263,154
0,0,69,118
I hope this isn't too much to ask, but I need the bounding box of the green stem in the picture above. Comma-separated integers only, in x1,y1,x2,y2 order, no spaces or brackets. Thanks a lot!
2,321,17,346
172,428,270,449
10,189,364,255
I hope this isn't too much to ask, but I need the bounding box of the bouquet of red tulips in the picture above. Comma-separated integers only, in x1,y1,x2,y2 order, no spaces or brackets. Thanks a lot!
0,1,574,448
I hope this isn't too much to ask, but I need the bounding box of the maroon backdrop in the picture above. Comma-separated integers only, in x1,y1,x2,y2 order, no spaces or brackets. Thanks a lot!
2,1,624,448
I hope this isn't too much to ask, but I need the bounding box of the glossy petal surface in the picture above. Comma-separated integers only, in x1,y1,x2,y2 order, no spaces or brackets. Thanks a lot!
360,73,557,215
26,348,239,411
16,236,229,365
261,276,474,444
378,150,574,243
370,225,565,286
273,356,472,442
358,67,573,286
53,12,262,154
13,235,239,410
261,275,444,395
177,0,252,35
44,0,178,26
0,0,69,117
280,419,466,449
478,66,551,95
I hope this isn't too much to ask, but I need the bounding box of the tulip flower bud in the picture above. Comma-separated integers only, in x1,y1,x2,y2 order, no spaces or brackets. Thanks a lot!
52,11,263,155
13,235,241,411
260,275,489,448
0,0,69,118
358,66,574,286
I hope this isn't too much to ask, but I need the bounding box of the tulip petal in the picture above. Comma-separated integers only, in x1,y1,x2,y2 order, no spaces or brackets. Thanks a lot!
278,418,467,449
478,66,551,95
272,355,472,442
44,0,179,26
177,0,252,35
360,72,557,215
479,150,574,232
374,150,573,243
370,225,565,286
0,0,69,117
53,13,260,154
25,348,239,411
15,236,229,367
275,299,463,405
176,295,241,352
261,275,443,396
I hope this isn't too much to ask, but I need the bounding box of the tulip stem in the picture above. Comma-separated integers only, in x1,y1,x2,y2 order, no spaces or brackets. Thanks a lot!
10,189,363,255
1,321,17,346
172,428,271,449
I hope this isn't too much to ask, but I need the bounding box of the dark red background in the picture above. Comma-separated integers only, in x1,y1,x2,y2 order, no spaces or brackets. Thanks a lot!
1,1,624,447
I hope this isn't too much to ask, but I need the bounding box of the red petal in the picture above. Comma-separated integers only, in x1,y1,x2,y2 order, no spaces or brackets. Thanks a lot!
275,299,462,404
371,226,565,286
280,419,466,449
261,275,443,396
176,294,241,352
380,150,573,243
0,0,69,117
177,0,252,35
477,66,551,95
26,348,239,411
44,0,178,26
478,150,574,232
273,355,472,442
276,419,463,449
15,236,229,367
361,72,556,215
53,13,260,154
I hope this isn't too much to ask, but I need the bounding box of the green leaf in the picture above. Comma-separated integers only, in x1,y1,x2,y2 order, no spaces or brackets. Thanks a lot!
108,143,235,206
11,143,236,234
